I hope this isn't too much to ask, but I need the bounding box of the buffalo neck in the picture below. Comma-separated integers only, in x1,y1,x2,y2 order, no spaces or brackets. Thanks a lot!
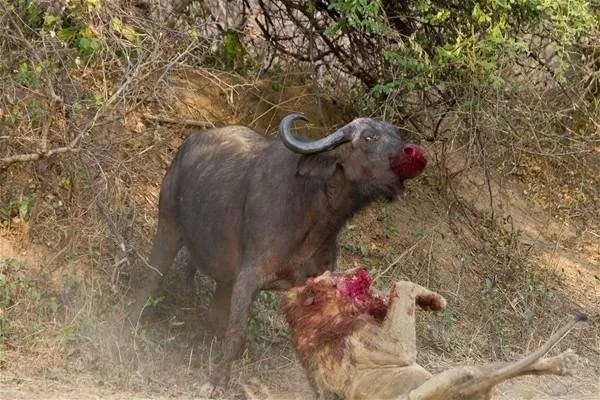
307,169,379,242
266,143,383,242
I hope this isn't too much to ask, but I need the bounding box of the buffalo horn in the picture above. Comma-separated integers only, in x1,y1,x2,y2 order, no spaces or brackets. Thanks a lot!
279,113,352,154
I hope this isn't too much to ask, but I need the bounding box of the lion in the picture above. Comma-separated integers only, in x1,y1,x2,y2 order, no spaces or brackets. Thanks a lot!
282,267,586,400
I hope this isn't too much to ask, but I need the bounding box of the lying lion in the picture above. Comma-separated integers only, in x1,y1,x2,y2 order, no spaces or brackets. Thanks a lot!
282,267,586,400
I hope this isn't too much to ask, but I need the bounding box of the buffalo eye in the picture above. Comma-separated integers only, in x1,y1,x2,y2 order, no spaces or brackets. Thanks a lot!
364,135,377,142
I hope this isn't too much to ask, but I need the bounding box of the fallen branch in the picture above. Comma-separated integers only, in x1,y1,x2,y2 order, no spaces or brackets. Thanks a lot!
0,146,79,168
143,114,214,128
0,117,122,170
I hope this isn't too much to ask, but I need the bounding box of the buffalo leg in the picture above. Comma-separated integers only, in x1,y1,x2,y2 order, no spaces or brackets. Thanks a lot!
130,218,182,324
209,268,261,389
184,260,197,291
206,282,233,335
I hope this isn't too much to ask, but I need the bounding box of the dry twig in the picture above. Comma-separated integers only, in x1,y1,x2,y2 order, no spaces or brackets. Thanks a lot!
143,114,214,128
0,117,122,169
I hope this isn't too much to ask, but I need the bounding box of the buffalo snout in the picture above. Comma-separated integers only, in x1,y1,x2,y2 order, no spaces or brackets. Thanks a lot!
390,143,427,179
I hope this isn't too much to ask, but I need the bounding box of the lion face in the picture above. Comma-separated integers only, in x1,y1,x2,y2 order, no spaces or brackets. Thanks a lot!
282,267,389,363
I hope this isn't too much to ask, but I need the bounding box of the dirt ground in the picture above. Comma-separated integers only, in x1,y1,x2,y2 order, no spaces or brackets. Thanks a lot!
1,71,599,400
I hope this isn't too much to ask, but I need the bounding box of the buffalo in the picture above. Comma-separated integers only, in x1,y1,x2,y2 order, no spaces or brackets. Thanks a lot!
134,112,427,390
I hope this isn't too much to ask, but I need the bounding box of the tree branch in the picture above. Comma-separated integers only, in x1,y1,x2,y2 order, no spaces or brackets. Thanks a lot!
0,117,122,170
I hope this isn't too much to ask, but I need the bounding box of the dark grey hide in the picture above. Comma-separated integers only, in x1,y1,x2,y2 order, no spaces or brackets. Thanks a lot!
135,113,427,389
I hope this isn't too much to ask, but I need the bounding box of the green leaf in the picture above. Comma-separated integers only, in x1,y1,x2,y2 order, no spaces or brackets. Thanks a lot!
93,92,104,107
431,9,451,24
78,37,91,52
111,17,138,43
43,15,58,27
18,199,30,220
85,0,101,11
472,4,492,25
78,35,100,55
57,28,74,42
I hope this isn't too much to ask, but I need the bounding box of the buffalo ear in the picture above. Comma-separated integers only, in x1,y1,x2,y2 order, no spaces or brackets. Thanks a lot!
297,154,338,178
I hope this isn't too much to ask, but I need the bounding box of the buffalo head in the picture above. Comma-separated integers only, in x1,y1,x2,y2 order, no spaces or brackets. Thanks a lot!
280,113,427,199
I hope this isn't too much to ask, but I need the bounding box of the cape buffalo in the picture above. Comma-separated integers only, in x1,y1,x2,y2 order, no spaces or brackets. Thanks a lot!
135,113,427,390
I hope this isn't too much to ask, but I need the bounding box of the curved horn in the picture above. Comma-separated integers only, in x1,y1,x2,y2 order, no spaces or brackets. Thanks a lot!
279,113,352,154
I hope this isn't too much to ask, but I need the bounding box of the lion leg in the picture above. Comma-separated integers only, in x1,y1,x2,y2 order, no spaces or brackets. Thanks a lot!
456,350,578,398
518,350,578,376
406,348,579,400
383,281,446,354
347,282,446,369
306,371,341,400
458,315,584,397
404,366,484,400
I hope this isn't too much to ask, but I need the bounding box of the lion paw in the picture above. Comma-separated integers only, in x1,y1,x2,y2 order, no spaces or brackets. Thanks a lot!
416,292,446,311
561,349,578,375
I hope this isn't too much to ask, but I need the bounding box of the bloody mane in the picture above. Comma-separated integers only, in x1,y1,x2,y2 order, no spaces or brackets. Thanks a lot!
282,267,388,363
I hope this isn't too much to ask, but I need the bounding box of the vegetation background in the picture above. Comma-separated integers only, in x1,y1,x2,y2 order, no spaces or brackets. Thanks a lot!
0,0,598,398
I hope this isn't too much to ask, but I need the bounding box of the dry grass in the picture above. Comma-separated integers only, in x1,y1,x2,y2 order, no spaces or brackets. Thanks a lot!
0,2,599,399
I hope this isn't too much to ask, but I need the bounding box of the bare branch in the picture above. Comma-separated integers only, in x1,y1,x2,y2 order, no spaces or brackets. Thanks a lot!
143,114,214,128
0,117,122,169
0,146,79,168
